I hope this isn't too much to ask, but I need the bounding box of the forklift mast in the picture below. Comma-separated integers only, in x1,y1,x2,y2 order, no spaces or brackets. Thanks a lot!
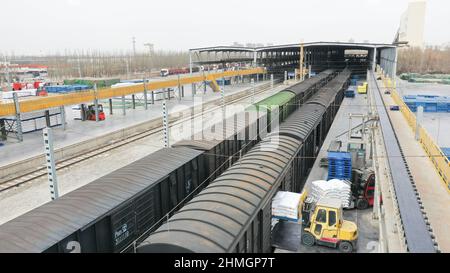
301,197,315,227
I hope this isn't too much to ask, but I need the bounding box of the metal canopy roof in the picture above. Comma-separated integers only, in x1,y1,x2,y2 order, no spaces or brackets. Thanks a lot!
190,41,396,52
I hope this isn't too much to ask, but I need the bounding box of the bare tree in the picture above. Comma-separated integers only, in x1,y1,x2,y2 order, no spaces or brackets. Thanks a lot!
4,49,190,80
398,46,450,74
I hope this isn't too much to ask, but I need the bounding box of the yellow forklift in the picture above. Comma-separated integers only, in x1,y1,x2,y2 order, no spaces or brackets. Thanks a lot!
300,196,358,253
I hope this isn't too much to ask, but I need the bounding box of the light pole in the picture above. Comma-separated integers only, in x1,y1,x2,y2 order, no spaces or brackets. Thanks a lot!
144,43,154,73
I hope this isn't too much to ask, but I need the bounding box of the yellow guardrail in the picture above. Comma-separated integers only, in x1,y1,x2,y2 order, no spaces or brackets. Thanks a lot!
377,67,450,193
0,68,266,117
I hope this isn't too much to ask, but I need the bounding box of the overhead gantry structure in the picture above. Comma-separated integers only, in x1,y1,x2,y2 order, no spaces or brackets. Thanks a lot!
0,68,265,117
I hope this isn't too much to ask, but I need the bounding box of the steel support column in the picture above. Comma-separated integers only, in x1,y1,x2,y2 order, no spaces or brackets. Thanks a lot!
109,99,113,115
162,100,169,148
43,127,59,200
143,78,148,110
94,84,99,122
45,110,51,127
12,93,23,142
60,106,66,131
0,119,7,141
121,95,126,116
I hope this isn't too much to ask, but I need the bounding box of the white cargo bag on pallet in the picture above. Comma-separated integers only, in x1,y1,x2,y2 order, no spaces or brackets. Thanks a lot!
310,179,352,208
272,191,302,222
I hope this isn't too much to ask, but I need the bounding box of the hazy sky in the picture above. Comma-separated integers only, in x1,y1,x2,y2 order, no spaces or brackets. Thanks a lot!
1,0,449,55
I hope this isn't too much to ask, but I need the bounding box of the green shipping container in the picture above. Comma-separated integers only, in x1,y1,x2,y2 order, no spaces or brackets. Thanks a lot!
64,78,121,89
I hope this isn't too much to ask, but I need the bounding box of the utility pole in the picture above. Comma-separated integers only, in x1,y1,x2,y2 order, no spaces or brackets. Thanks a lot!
300,43,304,81
77,53,82,78
132,37,136,74
132,37,136,57
144,43,154,55
4,55,11,91
125,59,130,79
144,43,154,71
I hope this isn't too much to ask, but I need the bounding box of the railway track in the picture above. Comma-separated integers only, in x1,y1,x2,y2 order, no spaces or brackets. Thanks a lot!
0,80,283,193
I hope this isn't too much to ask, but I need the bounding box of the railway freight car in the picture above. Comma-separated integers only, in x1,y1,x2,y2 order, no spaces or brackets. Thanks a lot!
0,148,205,253
172,110,267,183
274,69,351,192
0,110,268,253
307,69,351,137
252,69,336,132
137,135,302,253
136,69,351,253
0,70,342,254
283,69,336,107
273,103,325,193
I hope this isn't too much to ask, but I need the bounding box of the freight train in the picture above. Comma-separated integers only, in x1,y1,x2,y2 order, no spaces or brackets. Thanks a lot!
0,70,337,253
253,69,336,131
136,69,352,253
160,66,206,77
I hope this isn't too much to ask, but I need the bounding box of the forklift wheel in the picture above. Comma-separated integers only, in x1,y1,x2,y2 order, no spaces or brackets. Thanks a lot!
356,199,369,210
338,241,354,253
301,232,315,247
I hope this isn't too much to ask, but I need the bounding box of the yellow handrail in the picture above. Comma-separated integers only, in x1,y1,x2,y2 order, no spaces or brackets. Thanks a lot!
376,68,450,193
0,67,266,117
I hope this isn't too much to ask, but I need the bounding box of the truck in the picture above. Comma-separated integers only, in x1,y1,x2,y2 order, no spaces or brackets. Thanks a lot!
160,68,170,77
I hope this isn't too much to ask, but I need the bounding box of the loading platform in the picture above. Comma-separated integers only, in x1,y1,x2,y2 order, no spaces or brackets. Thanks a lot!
376,72,450,252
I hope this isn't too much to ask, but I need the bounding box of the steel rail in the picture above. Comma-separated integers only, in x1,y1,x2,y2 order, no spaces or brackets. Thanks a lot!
0,80,279,193
0,68,266,117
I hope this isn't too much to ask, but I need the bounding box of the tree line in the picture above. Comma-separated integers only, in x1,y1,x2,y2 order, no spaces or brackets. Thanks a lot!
5,50,190,80
397,46,450,75
4,45,450,81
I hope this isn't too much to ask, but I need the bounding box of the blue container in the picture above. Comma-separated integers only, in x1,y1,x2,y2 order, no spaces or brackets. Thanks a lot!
345,89,355,98
45,84,91,93
403,94,450,113
327,152,352,180
441,148,450,160
425,103,437,112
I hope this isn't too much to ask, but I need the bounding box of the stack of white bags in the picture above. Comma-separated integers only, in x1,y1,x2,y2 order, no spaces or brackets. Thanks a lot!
272,191,302,222
310,179,352,208
2,89,37,100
